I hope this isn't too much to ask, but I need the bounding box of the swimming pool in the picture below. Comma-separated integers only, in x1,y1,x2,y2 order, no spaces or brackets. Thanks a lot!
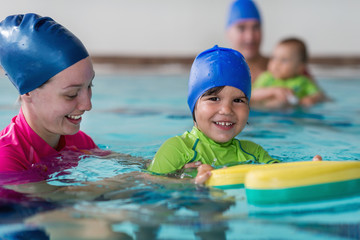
0,68,360,239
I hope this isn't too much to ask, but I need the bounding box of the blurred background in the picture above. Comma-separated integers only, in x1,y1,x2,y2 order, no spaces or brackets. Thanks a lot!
1,0,359,74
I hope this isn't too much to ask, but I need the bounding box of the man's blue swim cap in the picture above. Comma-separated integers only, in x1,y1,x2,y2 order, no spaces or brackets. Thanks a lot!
226,0,261,29
0,13,89,95
187,45,251,114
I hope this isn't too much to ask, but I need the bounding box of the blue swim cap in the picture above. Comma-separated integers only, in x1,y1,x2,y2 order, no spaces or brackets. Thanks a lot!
0,13,89,95
187,45,251,113
226,0,261,29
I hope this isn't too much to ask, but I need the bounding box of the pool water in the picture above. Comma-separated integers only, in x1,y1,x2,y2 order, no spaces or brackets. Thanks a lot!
0,72,360,239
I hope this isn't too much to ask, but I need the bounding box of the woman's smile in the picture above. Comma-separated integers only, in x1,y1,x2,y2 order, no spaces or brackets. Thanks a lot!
66,114,83,125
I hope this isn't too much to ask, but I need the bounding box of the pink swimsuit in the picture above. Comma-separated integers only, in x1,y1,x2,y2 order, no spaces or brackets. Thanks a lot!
0,109,98,172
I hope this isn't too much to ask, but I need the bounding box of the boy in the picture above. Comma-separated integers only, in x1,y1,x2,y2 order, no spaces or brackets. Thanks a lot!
147,45,322,184
148,46,279,183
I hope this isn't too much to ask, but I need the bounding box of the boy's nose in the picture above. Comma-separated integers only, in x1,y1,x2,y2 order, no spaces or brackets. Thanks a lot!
219,102,233,115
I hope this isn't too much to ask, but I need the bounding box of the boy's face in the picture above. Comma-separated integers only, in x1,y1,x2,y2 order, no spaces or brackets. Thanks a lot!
194,86,249,143
226,20,262,61
268,44,304,80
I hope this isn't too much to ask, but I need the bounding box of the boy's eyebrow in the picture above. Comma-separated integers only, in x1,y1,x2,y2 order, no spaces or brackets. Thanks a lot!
237,95,249,101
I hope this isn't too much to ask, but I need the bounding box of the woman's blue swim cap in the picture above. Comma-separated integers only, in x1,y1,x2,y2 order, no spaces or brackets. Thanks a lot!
0,13,89,95
226,0,261,29
187,45,251,114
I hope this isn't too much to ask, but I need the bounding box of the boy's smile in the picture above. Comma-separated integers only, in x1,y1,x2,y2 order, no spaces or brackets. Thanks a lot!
194,86,249,143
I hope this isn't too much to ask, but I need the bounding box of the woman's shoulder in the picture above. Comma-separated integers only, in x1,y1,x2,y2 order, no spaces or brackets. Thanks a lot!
0,143,27,172
65,130,97,149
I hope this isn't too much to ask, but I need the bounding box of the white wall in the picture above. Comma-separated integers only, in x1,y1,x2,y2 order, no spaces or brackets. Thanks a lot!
0,0,359,57
259,0,360,57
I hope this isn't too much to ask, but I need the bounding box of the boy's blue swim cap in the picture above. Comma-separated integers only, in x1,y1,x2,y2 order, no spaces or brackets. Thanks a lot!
226,0,261,29
0,13,89,95
187,45,251,114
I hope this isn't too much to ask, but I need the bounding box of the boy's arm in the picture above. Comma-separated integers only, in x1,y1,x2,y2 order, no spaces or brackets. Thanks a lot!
147,137,191,174
256,145,280,164
240,140,279,164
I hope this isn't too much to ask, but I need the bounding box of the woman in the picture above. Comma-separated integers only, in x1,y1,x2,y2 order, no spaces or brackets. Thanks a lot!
226,0,326,108
0,13,98,172
226,0,266,82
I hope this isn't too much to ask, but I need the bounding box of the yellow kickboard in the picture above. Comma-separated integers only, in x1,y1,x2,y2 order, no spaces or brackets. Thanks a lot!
206,161,360,189
206,161,311,187
245,160,360,189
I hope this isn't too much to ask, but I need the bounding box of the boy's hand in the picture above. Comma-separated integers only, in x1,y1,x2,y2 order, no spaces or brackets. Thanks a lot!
194,164,213,184
312,155,322,161
184,161,202,169
183,162,214,184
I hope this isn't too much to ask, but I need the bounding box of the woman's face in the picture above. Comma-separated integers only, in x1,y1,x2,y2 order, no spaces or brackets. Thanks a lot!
194,86,249,143
24,57,94,144
227,19,262,61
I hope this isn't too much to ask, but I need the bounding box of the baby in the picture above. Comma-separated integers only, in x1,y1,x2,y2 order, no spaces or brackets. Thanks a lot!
251,38,325,108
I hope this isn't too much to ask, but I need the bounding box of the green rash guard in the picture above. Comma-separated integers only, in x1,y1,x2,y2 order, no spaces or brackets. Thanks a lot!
147,127,279,174
253,71,320,99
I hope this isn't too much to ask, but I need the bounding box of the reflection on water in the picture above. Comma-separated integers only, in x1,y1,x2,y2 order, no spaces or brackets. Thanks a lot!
1,75,360,239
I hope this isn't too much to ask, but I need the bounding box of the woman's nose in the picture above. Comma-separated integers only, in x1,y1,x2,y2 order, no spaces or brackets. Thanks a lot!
78,89,92,111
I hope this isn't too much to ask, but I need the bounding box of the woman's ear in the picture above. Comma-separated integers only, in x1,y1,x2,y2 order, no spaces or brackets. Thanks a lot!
21,92,32,103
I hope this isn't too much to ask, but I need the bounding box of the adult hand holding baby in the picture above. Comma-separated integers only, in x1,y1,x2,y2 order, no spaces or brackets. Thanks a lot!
251,87,297,109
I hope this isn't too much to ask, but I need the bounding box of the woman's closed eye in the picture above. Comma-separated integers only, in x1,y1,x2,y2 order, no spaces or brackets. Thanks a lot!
64,90,79,99
66,94,78,99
